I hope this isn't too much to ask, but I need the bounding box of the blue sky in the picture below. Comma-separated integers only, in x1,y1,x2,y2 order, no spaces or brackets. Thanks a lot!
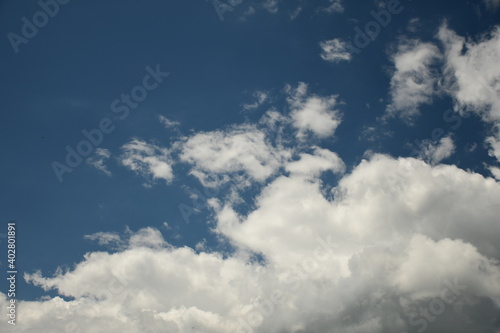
1,0,500,332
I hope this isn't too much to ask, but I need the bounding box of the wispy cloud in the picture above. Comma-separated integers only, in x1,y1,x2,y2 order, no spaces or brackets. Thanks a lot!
322,0,344,13
319,38,352,63
416,135,455,165
262,0,279,14
158,115,180,129
242,90,268,111
120,139,174,185
87,148,112,176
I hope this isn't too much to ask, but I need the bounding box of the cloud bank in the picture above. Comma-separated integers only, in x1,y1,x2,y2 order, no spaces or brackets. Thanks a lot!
7,153,500,333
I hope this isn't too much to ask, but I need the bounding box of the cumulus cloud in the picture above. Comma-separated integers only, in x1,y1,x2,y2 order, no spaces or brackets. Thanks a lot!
319,38,352,63
416,135,456,165
216,154,500,269
11,154,500,333
386,40,441,121
287,82,342,139
180,123,291,187
394,234,500,300
120,139,174,184
86,148,112,176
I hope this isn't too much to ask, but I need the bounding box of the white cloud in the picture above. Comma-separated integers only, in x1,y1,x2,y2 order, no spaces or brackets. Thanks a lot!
258,108,289,131
84,227,170,251
487,133,500,161
285,146,345,178
262,0,279,14
180,124,291,187
158,115,180,129
128,227,170,249
84,231,122,247
216,155,500,277
394,234,500,300
407,18,421,33
319,38,352,63
489,165,500,180
242,91,268,110
8,153,500,332
287,82,342,139
323,0,344,13
386,40,441,121
87,148,112,176
120,139,174,184
439,25,500,122
417,135,456,165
